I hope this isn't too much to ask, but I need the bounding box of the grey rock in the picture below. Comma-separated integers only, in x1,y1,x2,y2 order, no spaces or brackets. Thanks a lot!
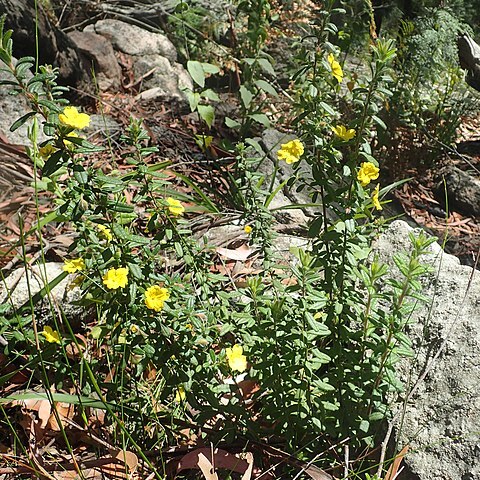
372,220,480,479
84,19,192,102
0,62,42,145
84,19,177,62
133,54,191,101
68,30,123,92
85,114,122,138
438,166,480,217
0,263,86,325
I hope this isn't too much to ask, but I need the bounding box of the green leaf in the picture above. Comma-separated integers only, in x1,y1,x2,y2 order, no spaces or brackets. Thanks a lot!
37,98,63,113
187,60,205,88
254,79,277,96
0,392,134,414
73,164,88,184
10,111,36,132
239,86,254,109
197,104,214,128
257,58,275,76
319,101,336,115
42,150,64,176
249,113,270,126
201,62,220,75
201,89,220,102
17,271,69,312
359,420,370,433
186,90,200,112
106,201,135,213
372,115,387,130
225,117,241,129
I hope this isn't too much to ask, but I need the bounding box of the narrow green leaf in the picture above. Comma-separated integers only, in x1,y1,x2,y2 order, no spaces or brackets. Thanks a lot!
257,58,275,76
201,62,220,75
42,150,64,176
9,111,36,132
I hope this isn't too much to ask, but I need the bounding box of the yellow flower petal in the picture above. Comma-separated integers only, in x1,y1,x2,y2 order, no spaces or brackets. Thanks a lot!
166,197,185,216
39,144,57,159
63,258,86,273
372,183,382,210
145,285,170,312
244,225,252,234
175,386,186,402
59,106,90,130
226,344,247,373
102,267,129,290
332,125,356,141
42,326,61,344
327,53,343,83
277,139,304,165
357,162,380,187
97,224,113,241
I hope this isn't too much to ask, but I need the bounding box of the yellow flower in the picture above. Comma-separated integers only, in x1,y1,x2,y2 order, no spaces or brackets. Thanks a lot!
97,224,113,241
175,386,186,402
39,144,56,158
166,197,185,216
63,258,86,273
327,53,343,83
277,139,304,165
226,344,247,373
102,267,129,289
59,106,90,130
372,183,382,211
357,162,380,187
145,285,170,312
244,225,252,234
332,125,356,141
42,326,61,344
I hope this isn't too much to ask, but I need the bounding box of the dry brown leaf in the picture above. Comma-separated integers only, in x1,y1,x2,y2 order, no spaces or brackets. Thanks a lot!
47,402,75,432
384,445,409,480
167,447,252,478
240,452,254,480
216,244,253,261
197,453,219,480
95,450,138,479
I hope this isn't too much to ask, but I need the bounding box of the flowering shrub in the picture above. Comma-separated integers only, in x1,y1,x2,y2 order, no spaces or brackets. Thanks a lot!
0,9,435,476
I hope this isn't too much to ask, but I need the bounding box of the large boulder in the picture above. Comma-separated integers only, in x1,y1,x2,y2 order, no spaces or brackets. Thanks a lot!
0,0,91,90
84,19,192,102
373,220,480,479
0,263,86,326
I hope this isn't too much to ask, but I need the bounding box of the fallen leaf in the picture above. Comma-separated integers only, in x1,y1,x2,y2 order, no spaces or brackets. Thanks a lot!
95,449,138,479
384,445,409,480
167,447,252,478
47,402,75,431
216,244,253,261
198,453,219,480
